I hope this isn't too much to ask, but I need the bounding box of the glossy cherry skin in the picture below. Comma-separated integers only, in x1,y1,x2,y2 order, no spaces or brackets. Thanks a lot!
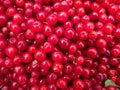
0,14,7,27
52,51,63,62
34,50,46,61
58,11,68,22
31,21,43,33
56,78,67,89
0,0,120,90
17,74,28,85
73,79,84,90
5,46,17,58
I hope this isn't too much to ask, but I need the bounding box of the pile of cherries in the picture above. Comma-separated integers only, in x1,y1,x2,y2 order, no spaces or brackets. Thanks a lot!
0,0,120,90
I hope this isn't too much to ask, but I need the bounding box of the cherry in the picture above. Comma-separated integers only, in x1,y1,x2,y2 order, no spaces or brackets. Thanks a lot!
0,14,7,27
73,65,83,75
116,64,120,72
0,0,120,90
41,60,52,70
22,52,33,63
56,78,67,89
48,34,59,45
96,38,107,48
82,15,90,23
35,33,45,43
87,47,98,59
76,56,85,65
73,79,84,90
31,21,43,33
31,60,40,71
109,57,119,66
25,8,33,17
114,28,120,38
43,25,53,36
90,12,98,21
44,6,53,15
106,86,116,90
83,0,91,9
46,13,57,25
52,51,63,62
91,2,100,11
52,63,63,73
30,85,39,90
77,7,85,16
59,38,70,50
84,22,95,32
39,85,48,90
32,5,40,13
111,48,120,57
116,77,120,86
79,31,88,40
64,64,73,74
17,74,28,85
30,77,38,85
13,56,22,65
72,15,80,24
55,26,64,37
76,40,85,50
16,40,27,51
6,7,16,17
61,1,70,11
1,85,9,90
10,24,21,34
36,11,45,22
47,73,57,84
64,20,73,29
65,28,75,39
14,65,24,75
58,11,68,22
68,8,75,17
107,69,117,77
15,0,25,7
116,12,120,21
98,64,107,73
34,50,46,61
0,39,7,49
5,46,17,58
31,71,40,79
26,18,36,28
11,81,19,90
13,13,23,24
48,84,57,90
43,42,53,53
103,23,113,34
53,2,61,11
75,23,83,33
99,14,108,23
68,44,77,54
